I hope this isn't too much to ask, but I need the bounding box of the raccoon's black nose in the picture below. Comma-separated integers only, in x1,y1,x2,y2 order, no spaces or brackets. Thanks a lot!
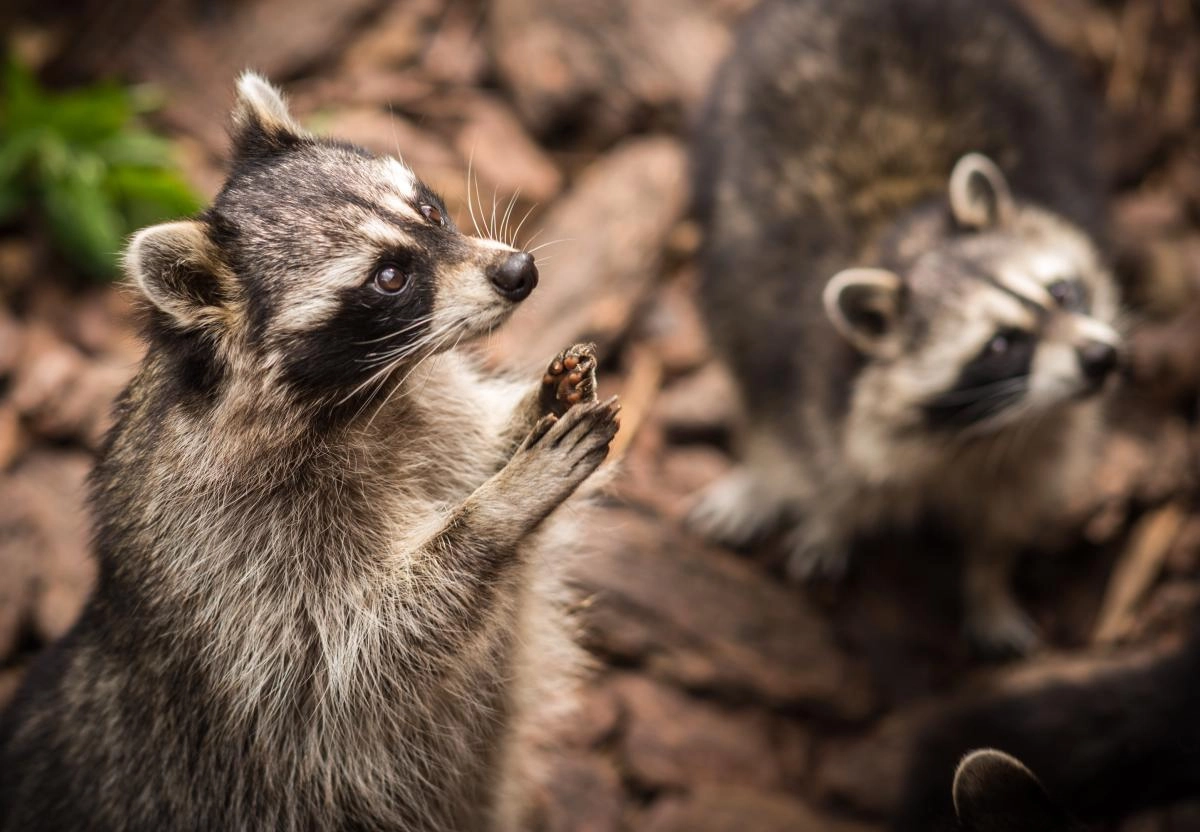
488,252,539,302
1079,341,1118,387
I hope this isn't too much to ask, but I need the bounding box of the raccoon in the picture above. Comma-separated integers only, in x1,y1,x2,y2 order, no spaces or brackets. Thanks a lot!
688,0,1120,655
0,73,620,832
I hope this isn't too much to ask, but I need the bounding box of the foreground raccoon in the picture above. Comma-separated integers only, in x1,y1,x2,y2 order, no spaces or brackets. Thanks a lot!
0,74,619,831
690,0,1120,654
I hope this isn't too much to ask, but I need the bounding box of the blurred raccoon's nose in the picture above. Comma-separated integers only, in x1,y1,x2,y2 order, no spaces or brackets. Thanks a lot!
488,252,538,302
1078,341,1118,386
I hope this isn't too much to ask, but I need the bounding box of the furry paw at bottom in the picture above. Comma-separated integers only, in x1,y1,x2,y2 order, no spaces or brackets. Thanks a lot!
686,470,786,548
540,343,598,417
784,527,850,581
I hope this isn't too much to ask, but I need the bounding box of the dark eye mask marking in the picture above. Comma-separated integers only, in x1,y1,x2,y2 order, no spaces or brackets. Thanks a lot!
923,328,1036,430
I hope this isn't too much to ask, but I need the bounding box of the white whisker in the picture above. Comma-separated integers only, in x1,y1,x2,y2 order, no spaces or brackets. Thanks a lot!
510,204,538,249
500,189,520,247
527,238,572,256
465,148,483,239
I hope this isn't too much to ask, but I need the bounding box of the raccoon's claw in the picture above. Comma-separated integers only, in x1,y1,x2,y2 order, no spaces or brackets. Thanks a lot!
965,606,1042,660
541,343,598,417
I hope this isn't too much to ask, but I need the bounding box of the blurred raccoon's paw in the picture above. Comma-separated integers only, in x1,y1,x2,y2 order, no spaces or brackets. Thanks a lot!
541,343,598,417
784,526,849,581
965,605,1042,659
686,470,782,547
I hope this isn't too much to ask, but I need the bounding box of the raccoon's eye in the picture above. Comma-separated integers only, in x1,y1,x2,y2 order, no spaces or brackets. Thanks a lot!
420,204,444,226
1048,279,1084,310
987,333,1011,355
985,329,1032,359
373,264,409,294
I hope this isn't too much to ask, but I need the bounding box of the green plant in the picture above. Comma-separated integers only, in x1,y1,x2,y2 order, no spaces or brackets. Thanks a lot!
0,59,201,280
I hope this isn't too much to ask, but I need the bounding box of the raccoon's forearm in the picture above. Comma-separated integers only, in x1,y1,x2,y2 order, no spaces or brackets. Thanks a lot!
403,466,562,649
497,384,544,458
407,401,612,650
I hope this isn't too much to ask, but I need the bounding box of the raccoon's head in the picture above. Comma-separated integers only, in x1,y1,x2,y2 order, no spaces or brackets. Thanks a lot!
825,153,1120,437
124,73,537,419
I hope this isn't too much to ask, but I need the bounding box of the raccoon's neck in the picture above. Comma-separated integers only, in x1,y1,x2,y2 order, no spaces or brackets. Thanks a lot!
97,345,521,595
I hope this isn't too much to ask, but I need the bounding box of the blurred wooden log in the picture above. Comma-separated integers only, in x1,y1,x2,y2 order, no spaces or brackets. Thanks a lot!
486,137,687,371
489,0,735,145
573,507,875,718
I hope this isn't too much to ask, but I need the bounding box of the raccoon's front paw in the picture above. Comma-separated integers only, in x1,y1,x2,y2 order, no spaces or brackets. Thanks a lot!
784,526,850,581
540,343,598,417
686,470,784,548
512,396,620,508
965,605,1042,660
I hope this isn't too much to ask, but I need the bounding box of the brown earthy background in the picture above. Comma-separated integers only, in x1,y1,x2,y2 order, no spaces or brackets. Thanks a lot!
3,1,1200,829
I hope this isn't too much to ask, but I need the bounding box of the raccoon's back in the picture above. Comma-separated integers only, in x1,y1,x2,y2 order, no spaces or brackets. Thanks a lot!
693,0,1100,424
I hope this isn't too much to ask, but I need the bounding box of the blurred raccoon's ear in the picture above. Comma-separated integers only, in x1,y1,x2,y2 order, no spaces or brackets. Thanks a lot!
953,749,1071,832
949,153,1014,230
231,71,308,159
126,220,234,332
824,268,904,356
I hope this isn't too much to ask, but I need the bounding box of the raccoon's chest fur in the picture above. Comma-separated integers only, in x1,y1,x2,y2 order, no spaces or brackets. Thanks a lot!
16,354,535,831
840,399,1099,536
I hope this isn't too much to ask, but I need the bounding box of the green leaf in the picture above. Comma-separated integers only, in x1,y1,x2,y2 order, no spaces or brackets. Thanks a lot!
38,82,132,143
0,57,203,280
1,58,44,136
0,128,41,191
94,128,174,167
106,164,200,229
40,162,125,279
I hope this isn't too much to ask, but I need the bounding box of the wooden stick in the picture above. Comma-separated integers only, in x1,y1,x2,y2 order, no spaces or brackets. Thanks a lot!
1093,500,1187,645
609,344,662,459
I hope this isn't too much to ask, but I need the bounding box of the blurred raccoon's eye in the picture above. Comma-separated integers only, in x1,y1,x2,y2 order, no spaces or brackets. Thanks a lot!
420,204,444,226
1047,279,1084,309
983,329,1033,365
373,264,408,294
987,333,1011,355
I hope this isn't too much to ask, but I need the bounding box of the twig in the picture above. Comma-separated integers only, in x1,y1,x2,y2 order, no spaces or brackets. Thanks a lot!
1093,500,1187,645
609,344,662,460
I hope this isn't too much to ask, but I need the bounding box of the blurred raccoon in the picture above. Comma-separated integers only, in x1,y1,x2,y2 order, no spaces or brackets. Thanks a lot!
0,73,620,832
689,0,1120,655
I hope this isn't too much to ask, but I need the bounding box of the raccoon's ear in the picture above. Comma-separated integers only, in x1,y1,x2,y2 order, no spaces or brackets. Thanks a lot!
824,268,904,356
949,153,1014,230
953,749,1071,832
231,71,308,159
126,220,234,332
